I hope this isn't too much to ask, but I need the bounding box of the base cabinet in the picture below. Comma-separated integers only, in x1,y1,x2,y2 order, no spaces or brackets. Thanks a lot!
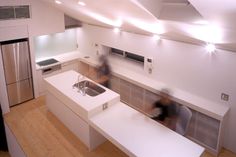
61,60,79,72
36,61,79,96
77,61,227,156
78,61,98,80
187,110,220,153
110,75,225,156
46,92,106,150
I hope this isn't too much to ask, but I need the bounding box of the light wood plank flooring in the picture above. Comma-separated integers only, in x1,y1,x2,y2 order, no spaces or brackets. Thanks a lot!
3,97,236,157
0,151,10,157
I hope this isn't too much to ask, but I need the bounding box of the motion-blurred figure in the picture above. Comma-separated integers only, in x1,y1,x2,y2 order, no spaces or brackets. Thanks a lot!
96,55,111,88
150,88,179,130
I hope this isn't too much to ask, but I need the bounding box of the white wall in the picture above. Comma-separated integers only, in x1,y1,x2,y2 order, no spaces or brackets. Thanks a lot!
34,28,77,60
0,0,65,113
76,24,236,153
0,0,64,36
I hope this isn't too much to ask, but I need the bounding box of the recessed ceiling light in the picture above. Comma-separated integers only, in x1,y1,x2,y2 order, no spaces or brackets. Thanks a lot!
127,18,165,34
194,20,209,25
55,0,62,4
153,34,160,40
113,27,120,33
84,11,122,27
206,43,216,53
78,1,86,6
115,19,123,27
187,24,223,43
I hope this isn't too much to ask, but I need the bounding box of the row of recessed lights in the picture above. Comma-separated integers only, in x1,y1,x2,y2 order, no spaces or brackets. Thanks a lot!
55,0,86,6
113,27,215,52
55,0,161,41
55,0,216,53
113,27,161,40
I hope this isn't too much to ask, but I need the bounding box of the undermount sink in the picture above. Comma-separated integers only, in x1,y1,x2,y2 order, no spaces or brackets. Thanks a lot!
73,80,106,97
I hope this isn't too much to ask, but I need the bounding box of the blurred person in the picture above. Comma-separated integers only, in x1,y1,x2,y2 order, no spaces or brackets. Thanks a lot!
149,88,179,130
95,55,111,88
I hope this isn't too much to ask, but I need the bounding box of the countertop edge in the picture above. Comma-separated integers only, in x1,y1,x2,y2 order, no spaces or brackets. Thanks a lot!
36,52,230,120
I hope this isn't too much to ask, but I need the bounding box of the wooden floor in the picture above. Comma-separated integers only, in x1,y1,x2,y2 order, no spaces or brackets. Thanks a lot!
0,151,10,157
3,97,236,157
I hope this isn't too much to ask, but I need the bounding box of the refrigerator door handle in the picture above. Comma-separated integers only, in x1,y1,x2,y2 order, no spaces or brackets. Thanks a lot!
26,59,30,86
15,43,20,81
26,59,30,75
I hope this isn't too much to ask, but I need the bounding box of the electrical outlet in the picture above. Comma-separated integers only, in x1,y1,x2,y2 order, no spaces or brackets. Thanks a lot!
103,103,108,110
148,68,152,74
221,93,229,101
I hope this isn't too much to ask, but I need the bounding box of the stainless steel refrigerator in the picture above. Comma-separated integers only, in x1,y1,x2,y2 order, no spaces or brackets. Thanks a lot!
1,38,34,107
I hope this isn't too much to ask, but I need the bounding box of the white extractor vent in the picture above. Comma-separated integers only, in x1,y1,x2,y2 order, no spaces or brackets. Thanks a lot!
0,5,30,20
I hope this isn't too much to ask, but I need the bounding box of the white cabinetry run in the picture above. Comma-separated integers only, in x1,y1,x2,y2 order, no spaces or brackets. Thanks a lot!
110,75,229,156
36,60,78,96
78,59,229,156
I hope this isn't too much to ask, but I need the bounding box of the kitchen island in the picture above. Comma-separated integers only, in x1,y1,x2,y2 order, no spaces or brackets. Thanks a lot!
44,70,204,157
44,70,120,150
3,97,128,157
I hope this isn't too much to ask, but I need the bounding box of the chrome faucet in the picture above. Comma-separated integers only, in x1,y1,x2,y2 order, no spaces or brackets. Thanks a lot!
78,74,84,83
74,74,88,96
80,80,89,96
77,74,83,92
72,74,84,92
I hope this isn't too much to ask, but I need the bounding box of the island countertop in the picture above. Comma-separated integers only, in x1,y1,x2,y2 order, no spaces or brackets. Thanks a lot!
89,102,205,157
44,70,120,121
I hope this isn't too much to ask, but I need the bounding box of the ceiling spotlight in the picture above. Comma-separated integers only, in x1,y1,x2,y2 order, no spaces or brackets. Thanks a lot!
194,20,209,25
153,34,160,40
55,0,62,4
206,43,216,53
113,27,120,33
78,1,86,6
115,19,123,27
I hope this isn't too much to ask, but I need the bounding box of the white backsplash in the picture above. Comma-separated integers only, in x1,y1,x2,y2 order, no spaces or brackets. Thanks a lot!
34,29,77,60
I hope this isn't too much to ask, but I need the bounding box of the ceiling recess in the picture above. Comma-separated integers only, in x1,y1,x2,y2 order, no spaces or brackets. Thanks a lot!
159,0,204,23
64,14,82,29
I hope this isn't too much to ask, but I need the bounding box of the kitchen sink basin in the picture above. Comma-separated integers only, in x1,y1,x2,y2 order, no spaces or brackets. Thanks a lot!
73,80,106,96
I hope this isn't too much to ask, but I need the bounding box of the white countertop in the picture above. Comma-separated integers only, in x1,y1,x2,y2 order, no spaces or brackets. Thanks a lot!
44,68,204,157
90,102,205,157
40,51,229,121
53,51,80,63
44,70,120,121
35,51,81,70
79,56,229,121
111,67,229,121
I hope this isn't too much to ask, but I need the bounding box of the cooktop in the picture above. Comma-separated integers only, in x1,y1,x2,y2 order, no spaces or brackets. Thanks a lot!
36,58,59,66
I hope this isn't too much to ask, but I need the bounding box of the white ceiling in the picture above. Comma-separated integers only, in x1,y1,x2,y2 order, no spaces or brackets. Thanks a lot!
41,0,236,52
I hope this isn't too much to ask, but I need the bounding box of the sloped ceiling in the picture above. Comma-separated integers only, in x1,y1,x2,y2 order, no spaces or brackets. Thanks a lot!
41,0,236,52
